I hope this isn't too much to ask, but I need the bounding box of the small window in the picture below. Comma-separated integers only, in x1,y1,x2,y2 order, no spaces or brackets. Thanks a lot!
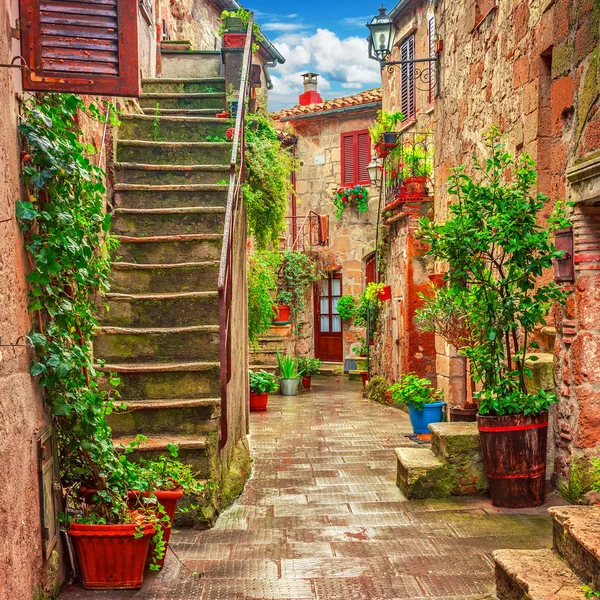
400,34,415,119
341,130,371,186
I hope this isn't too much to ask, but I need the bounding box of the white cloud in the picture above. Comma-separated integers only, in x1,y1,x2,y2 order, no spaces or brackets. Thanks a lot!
262,22,307,32
339,15,372,29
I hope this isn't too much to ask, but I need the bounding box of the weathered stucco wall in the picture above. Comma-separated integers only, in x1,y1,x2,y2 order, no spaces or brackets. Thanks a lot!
157,0,222,51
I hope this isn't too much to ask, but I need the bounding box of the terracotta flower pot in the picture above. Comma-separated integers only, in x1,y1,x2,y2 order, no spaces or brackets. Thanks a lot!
273,305,291,324
250,391,269,411
377,285,392,301
401,175,428,197
302,375,311,389
428,273,445,288
223,32,246,48
68,522,155,589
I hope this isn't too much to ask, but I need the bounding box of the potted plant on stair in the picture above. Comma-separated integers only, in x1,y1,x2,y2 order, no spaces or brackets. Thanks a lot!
388,372,445,435
419,128,570,508
296,356,322,389
276,351,304,396
249,369,278,410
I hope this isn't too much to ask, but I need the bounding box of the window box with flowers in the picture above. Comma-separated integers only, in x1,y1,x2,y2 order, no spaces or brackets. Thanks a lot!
332,185,369,219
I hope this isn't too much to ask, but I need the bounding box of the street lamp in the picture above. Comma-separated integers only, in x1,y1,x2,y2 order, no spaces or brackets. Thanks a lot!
366,6,396,65
367,159,380,186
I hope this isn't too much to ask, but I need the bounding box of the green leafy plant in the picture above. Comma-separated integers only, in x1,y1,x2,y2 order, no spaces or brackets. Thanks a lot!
365,375,390,404
352,336,370,356
387,136,433,184
418,128,570,416
276,250,317,326
249,370,278,394
583,586,600,598
206,134,228,142
364,282,385,304
218,7,265,52
388,372,443,411
296,356,322,376
216,179,229,185
247,251,280,346
332,185,369,219
276,352,304,379
336,295,358,321
369,110,405,143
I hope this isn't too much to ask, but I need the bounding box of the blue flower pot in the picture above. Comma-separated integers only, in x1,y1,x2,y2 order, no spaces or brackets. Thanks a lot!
408,402,445,434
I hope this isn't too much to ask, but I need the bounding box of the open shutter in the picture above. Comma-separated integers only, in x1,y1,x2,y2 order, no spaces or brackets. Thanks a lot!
357,132,371,184
400,34,415,119
341,133,356,186
428,17,436,104
20,0,139,97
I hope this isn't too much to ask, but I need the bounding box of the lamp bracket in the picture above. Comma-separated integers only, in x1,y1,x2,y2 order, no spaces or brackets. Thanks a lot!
381,56,439,97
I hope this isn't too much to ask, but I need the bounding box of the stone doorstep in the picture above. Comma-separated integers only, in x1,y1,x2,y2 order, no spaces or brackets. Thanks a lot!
493,549,587,600
428,421,482,459
549,505,600,587
394,447,450,500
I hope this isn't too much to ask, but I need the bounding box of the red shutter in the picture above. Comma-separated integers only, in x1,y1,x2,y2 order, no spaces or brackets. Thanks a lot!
341,133,356,186
357,132,371,184
400,34,415,119
20,0,139,97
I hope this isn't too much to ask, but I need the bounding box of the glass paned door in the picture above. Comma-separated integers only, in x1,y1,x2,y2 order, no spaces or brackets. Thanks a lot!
314,274,344,362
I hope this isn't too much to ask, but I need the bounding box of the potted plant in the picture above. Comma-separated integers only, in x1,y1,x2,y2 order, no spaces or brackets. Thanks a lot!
296,356,322,389
218,8,265,49
398,141,433,198
332,185,369,219
418,128,570,507
388,372,445,435
276,351,304,396
273,304,291,324
249,369,278,410
336,294,358,322
369,110,405,158
275,250,317,326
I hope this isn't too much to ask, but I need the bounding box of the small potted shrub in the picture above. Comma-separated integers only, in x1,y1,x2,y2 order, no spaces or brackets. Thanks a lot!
249,369,278,411
296,356,322,389
218,8,264,49
332,185,369,219
369,110,405,158
388,372,445,434
399,142,433,198
276,351,304,396
336,294,358,322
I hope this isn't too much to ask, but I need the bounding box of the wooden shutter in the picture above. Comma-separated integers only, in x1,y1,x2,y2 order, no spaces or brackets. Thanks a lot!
428,17,436,104
20,0,139,97
341,133,356,186
357,132,371,184
341,130,371,186
400,34,415,119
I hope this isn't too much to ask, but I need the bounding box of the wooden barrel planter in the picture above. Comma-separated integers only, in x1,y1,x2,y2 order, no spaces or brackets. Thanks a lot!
477,412,548,508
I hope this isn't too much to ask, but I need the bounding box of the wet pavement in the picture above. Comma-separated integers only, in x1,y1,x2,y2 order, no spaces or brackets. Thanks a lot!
60,376,555,599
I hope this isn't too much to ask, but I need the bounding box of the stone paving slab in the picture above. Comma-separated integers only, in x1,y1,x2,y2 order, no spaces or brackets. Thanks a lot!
60,377,555,600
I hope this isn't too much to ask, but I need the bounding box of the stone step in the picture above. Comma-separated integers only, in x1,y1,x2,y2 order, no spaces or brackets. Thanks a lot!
113,184,228,209
110,261,219,294
99,291,219,328
118,114,229,142
256,335,289,351
94,325,220,364
114,163,230,186
248,348,280,366
160,50,221,79
319,362,344,376
550,505,600,588
141,77,225,94
107,397,220,437
113,433,212,477
115,140,231,166
493,549,586,599
139,93,226,111
100,361,221,400
141,108,223,117
394,447,450,500
249,364,277,374
115,234,222,264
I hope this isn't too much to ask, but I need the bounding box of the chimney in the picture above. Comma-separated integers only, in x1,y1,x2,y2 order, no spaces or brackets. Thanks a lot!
299,72,322,106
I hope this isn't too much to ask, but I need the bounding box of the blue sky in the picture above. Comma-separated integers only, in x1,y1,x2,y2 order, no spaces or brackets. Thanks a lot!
247,1,384,110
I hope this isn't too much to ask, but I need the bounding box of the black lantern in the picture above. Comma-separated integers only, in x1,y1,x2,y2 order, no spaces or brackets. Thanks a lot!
366,6,396,64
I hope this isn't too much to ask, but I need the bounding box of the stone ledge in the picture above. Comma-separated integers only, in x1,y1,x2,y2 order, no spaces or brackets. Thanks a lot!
395,447,452,499
429,422,481,457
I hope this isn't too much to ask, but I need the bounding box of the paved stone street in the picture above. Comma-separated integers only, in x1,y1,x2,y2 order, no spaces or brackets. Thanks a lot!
61,377,556,599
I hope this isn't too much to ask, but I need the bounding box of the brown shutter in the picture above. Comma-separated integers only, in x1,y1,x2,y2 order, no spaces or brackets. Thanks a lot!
400,34,415,119
341,133,356,186
428,17,436,103
357,132,371,184
20,0,139,97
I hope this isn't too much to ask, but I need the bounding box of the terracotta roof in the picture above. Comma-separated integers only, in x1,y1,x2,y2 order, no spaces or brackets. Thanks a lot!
272,88,382,120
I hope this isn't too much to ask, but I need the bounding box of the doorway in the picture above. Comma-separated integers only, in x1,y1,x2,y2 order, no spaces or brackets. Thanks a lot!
314,274,343,362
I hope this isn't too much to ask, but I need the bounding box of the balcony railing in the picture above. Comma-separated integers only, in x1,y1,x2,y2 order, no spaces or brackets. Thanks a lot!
285,212,329,250
383,131,434,208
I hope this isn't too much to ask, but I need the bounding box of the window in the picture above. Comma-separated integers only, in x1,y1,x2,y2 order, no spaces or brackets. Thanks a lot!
20,0,140,96
428,17,436,104
341,130,371,186
400,34,415,120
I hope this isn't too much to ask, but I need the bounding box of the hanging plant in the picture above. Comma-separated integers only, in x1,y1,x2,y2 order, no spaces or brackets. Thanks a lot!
332,185,369,219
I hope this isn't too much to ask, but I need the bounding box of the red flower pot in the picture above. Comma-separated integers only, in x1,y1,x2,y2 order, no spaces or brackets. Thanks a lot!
127,489,183,568
302,375,311,389
68,522,155,589
273,305,291,323
360,371,369,389
250,392,269,411
377,285,392,301
223,33,246,48
401,176,428,198
428,273,445,288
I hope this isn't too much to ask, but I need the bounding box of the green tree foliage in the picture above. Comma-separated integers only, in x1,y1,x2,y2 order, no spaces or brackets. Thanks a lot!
247,251,280,346
276,250,317,326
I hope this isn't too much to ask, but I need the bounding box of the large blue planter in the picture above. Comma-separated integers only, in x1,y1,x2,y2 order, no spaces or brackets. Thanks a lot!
408,402,445,434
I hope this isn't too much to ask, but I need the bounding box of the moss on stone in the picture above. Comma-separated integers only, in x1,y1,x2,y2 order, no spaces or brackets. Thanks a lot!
552,38,574,78
558,455,598,503
365,375,389,404
218,437,252,508
577,47,600,139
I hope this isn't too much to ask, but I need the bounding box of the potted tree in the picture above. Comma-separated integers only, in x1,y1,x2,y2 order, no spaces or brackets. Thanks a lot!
419,128,570,507
388,373,445,434
249,369,278,411
296,356,322,389
276,352,304,396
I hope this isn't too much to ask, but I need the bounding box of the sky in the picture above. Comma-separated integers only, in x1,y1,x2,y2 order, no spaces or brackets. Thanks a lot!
247,1,385,111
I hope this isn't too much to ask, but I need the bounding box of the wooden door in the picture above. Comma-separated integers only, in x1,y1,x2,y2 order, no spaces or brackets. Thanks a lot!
314,274,343,362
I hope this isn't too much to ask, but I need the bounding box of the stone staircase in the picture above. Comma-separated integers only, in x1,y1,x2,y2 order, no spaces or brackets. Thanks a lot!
249,324,291,370
97,76,230,482
494,505,600,599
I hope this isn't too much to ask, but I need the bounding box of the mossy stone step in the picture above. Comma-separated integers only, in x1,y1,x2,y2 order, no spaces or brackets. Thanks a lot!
141,108,222,117
99,291,219,328
113,185,228,209
110,261,219,294
248,349,280,366
116,140,231,166
395,447,451,500
118,114,229,142
160,52,221,79
107,398,220,437
115,234,222,264
255,335,289,352
94,325,220,363
493,549,586,599
113,434,212,478
139,93,226,111
111,207,225,236
99,361,221,400
114,163,230,186
141,78,225,94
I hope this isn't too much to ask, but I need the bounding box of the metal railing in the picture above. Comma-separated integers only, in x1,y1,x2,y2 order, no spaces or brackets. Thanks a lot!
217,15,254,450
285,212,329,250
383,131,434,207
